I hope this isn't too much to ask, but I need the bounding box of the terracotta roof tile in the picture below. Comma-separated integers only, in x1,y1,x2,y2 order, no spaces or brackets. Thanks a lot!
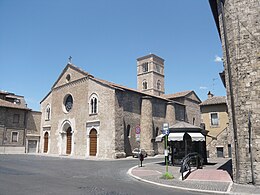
200,96,226,106
163,91,193,99
91,77,171,101
0,91,9,95
91,77,186,106
0,99,30,110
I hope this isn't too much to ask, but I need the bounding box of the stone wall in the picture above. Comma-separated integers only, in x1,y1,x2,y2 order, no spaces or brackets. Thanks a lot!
40,92,52,153
88,79,117,159
50,76,89,156
115,90,142,157
115,91,167,157
206,126,232,158
217,0,260,184
184,98,201,127
40,66,120,159
174,103,185,122
0,107,26,152
140,96,154,155
3,108,26,130
27,111,41,135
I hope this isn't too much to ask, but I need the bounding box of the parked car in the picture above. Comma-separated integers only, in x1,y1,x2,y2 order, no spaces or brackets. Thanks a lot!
132,148,147,158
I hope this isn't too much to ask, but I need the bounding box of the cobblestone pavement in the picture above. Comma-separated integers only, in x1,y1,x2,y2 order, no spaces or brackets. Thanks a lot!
128,158,260,195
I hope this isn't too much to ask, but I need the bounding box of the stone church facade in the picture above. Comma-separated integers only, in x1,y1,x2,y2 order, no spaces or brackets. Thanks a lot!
209,0,260,185
40,54,201,159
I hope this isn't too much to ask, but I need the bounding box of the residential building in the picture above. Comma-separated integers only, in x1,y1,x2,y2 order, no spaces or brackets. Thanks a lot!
200,91,231,158
0,91,41,153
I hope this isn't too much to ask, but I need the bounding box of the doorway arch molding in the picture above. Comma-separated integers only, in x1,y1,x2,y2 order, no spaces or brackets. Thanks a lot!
86,121,100,157
59,119,74,155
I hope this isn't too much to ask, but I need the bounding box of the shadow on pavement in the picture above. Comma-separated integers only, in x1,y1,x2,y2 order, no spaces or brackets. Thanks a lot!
217,159,233,179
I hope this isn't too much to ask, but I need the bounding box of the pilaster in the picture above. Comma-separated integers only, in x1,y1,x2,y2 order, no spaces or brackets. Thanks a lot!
166,102,176,127
140,96,154,156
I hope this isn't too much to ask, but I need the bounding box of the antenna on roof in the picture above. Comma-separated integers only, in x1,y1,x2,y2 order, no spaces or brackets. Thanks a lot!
212,78,217,93
68,56,72,64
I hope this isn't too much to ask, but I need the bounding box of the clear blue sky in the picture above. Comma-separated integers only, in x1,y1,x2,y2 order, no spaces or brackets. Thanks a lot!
0,0,226,111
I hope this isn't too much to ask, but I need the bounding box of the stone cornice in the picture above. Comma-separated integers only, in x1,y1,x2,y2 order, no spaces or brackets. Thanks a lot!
137,71,164,77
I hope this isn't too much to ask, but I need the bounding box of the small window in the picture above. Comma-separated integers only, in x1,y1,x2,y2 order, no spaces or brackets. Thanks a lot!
211,113,219,126
217,147,224,157
66,74,71,82
12,132,18,142
157,80,161,90
45,105,51,121
90,94,98,114
142,80,148,90
13,114,20,123
64,94,73,112
142,62,148,72
228,144,232,158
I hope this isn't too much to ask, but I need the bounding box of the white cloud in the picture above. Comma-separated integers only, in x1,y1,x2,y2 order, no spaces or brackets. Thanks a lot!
199,86,208,90
214,55,222,62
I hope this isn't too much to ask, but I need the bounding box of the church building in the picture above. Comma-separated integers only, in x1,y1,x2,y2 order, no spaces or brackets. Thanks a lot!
40,54,202,159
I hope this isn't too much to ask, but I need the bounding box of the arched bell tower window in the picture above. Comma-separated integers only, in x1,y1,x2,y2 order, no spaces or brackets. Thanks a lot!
142,80,148,90
142,62,148,72
89,93,98,114
157,80,161,90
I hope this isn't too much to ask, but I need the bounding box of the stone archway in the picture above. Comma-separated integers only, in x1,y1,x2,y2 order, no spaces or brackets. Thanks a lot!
60,121,73,155
43,132,49,153
89,128,97,156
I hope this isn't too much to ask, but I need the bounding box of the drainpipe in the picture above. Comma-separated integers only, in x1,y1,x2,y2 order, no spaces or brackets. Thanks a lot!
218,0,240,181
248,111,255,185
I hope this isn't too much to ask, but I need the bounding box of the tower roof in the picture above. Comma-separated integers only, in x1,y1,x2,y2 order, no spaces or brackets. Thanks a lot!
137,54,164,62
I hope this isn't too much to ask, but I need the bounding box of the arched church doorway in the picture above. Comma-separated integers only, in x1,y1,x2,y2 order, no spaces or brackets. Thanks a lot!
89,128,97,156
66,127,72,155
44,132,49,153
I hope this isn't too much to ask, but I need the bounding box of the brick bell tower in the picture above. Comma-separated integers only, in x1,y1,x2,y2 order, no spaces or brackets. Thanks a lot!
137,54,165,96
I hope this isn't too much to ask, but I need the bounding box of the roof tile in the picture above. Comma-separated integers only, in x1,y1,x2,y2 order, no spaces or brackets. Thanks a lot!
0,99,30,110
200,96,226,106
